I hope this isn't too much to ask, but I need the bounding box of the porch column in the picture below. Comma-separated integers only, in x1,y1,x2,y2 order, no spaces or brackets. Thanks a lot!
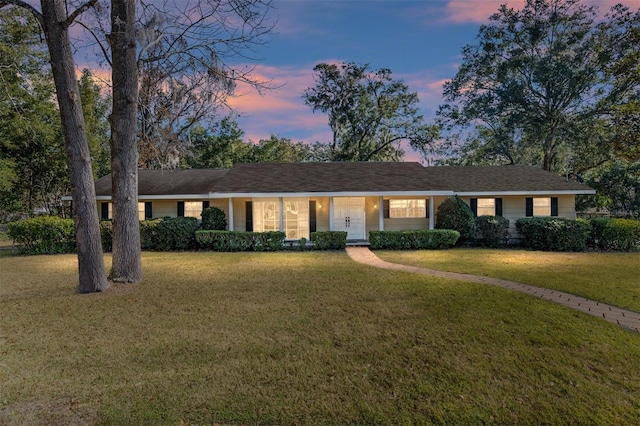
429,197,435,230
228,199,234,231
329,197,334,231
378,196,384,231
279,197,284,233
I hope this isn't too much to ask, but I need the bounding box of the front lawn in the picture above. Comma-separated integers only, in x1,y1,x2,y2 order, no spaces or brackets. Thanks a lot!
1,252,639,425
375,249,640,312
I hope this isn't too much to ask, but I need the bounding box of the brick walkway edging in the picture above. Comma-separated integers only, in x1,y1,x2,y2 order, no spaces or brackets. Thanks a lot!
345,247,640,334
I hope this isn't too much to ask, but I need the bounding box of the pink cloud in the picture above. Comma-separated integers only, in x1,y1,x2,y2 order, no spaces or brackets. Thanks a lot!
443,0,638,23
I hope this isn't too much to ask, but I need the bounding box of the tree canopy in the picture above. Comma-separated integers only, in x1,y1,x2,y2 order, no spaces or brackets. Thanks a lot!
303,62,438,162
436,0,640,173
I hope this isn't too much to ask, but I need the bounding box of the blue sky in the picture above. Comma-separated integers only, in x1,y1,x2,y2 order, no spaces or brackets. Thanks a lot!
225,0,638,160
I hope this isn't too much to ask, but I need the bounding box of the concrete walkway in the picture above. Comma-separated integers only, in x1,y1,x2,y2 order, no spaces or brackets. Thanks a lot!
346,247,640,334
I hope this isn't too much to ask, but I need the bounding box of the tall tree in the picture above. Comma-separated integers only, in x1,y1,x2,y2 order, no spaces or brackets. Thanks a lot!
187,117,251,168
1,0,108,292
302,62,438,162
436,0,640,172
108,0,141,283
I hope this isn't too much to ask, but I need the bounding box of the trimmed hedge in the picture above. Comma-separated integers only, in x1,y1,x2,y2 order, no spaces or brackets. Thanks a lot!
310,231,348,250
149,217,199,251
516,217,590,252
474,215,510,248
435,196,474,244
195,230,285,252
369,230,460,250
7,216,76,254
589,218,640,251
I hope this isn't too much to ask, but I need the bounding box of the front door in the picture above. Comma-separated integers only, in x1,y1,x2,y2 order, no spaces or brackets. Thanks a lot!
333,197,366,240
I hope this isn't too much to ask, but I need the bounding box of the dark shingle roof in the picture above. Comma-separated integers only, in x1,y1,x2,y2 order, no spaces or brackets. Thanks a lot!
421,165,593,193
211,162,450,193
94,169,228,196
92,163,594,197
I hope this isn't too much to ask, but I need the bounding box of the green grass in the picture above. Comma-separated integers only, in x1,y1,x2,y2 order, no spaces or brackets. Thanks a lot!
1,252,639,425
375,249,640,312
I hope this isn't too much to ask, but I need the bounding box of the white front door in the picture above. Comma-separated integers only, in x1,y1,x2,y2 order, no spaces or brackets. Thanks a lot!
333,197,366,240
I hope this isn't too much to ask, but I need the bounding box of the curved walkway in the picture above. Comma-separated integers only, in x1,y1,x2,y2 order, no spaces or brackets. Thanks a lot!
346,247,640,334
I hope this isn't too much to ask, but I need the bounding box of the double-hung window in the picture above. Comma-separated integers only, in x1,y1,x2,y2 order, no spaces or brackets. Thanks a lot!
526,197,558,217
388,199,426,218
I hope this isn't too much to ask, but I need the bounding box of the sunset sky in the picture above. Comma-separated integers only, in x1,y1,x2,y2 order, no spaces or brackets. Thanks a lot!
220,0,638,161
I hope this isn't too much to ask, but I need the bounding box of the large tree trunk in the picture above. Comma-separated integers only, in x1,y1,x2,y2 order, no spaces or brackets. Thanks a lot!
109,0,142,283
40,0,109,293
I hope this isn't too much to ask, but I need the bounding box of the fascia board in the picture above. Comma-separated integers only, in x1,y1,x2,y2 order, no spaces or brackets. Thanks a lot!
455,190,596,196
208,191,454,198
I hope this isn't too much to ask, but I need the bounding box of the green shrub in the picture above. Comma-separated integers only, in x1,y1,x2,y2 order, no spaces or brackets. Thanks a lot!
297,237,308,251
150,217,199,251
474,215,510,248
590,218,640,251
140,219,162,250
196,231,255,251
201,207,227,231
253,231,286,251
310,231,348,250
368,229,460,250
435,196,475,244
99,220,113,252
7,216,76,254
516,217,590,251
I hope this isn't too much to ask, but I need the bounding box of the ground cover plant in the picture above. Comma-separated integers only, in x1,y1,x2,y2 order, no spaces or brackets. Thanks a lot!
376,249,640,312
1,252,639,425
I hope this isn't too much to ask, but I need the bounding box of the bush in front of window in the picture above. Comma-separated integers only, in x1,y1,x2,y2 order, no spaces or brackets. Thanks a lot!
474,215,510,248
99,220,113,252
201,207,227,231
435,196,475,244
589,218,640,251
516,217,590,251
368,230,460,250
150,217,199,251
310,231,348,250
7,216,76,254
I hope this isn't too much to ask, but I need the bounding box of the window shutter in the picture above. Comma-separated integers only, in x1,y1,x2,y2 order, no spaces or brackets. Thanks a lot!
525,198,533,217
551,197,559,217
144,202,152,220
177,201,185,217
495,198,503,217
202,200,210,210
309,200,317,233
383,199,390,219
470,198,478,217
425,199,429,218
101,202,109,220
245,201,253,232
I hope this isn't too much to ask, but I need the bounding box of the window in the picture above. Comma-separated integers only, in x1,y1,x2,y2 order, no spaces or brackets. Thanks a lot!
138,202,152,220
389,199,426,218
100,202,112,220
526,197,558,217
470,198,503,217
138,202,145,221
284,199,309,239
533,198,550,216
253,199,279,232
476,198,495,216
184,201,203,218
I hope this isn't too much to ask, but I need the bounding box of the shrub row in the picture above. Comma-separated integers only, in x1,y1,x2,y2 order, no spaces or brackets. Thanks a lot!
310,231,347,250
589,218,640,251
368,230,460,250
515,217,590,252
195,230,286,252
7,216,76,254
